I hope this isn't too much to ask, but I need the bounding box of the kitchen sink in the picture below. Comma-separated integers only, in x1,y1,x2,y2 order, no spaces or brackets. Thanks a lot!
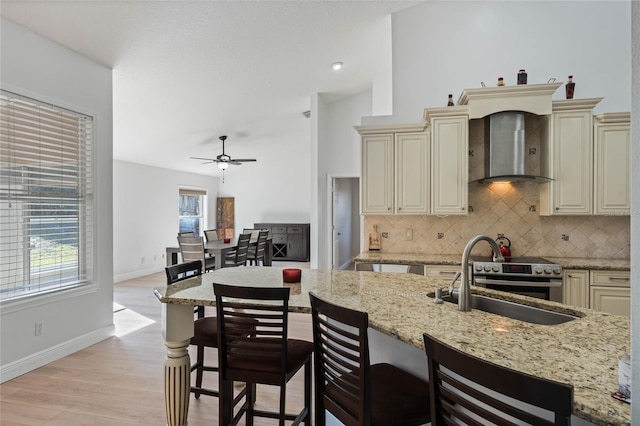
441,293,578,325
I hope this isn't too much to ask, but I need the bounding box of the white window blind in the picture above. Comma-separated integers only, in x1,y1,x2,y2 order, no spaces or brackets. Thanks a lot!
0,90,94,301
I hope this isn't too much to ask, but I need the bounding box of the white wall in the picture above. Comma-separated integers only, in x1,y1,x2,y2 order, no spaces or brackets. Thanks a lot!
112,160,219,282
215,119,312,238
314,91,371,269
389,1,631,122
0,18,113,381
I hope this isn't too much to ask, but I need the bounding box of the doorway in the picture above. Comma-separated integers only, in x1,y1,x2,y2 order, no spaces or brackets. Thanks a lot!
329,176,360,270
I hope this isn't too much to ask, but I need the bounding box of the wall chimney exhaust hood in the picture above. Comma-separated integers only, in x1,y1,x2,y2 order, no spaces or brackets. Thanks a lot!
476,111,551,183
457,82,561,184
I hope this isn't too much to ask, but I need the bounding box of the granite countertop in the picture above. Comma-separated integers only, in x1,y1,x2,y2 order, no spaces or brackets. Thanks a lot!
154,267,630,425
355,252,631,271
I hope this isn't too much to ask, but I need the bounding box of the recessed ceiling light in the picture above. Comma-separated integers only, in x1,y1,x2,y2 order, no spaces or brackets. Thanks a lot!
331,62,343,71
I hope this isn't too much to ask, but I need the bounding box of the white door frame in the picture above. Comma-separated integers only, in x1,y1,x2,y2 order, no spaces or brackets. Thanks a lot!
326,173,360,270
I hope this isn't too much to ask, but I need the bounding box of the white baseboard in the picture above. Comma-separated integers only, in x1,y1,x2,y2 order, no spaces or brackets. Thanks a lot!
114,265,164,283
0,324,115,383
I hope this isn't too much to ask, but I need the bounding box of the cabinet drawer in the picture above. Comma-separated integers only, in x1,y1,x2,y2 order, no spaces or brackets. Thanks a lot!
590,286,630,316
425,265,461,279
272,226,287,234
272,234,287,244
287,226,303,234
590,270,630,287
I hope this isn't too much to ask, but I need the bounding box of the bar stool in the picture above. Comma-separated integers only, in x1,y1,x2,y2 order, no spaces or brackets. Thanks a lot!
423,332,573,425
309,292,430,426
214,283,313,426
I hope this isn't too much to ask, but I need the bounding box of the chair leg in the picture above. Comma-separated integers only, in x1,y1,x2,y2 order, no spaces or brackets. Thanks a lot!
194,345,204,399
246,382,256,426
304,359,311,425
219,378,234,425
279,383,287,426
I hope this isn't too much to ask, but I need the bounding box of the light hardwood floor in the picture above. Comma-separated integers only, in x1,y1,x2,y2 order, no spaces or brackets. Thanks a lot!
0,265,314,425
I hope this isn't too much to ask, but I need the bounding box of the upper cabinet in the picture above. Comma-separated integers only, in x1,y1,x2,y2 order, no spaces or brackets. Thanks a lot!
593,113,631,215
426,107,469,215
539,98,602,215
357,124,429,215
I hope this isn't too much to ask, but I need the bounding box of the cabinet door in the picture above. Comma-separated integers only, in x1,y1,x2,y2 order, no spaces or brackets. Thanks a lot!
361,134,393,214
563,269,589,308
542,110,593,215
594,120,630,214
431,116,468,215
395,132,429,214
590,286,630,317
287,233,304,259
589,270,630,317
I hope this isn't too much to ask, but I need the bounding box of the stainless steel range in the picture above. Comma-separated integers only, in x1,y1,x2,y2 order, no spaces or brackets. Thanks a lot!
471,256,563,302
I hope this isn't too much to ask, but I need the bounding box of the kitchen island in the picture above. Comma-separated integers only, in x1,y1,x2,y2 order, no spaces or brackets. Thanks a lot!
154,267,630,426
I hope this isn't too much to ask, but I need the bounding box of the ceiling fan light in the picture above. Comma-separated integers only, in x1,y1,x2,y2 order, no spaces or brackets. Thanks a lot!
331,61,343,71
218,162,229,170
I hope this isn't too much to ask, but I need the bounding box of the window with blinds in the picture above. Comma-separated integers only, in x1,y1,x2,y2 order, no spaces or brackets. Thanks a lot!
179,188,206,236
0,90,94,301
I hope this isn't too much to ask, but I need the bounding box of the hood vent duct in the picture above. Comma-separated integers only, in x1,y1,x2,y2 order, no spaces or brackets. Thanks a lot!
476,111,551,183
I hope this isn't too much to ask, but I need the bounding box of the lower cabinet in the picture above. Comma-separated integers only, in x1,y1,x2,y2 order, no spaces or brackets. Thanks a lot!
562,269,589,308
254,223,310,262
589,270,630,317
563,269,630,317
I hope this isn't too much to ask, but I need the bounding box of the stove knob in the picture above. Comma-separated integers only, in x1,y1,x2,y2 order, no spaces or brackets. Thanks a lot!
553,267,562,275
484,265,492,272
475,264,483,272
534,267,543,274
492,265,500,272
544,267,552,275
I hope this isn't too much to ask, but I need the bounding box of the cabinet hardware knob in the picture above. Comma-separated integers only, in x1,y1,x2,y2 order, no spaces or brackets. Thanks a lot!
556,207,559,210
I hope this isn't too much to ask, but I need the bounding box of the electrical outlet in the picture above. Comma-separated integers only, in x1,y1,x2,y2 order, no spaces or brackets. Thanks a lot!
405,229,413,241
562,234,570,241
381,232,389,238
141,256,145,264
35,321,43,336
437,233,444,239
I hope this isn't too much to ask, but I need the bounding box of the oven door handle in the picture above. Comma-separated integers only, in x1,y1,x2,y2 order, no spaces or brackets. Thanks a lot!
474,277,563,288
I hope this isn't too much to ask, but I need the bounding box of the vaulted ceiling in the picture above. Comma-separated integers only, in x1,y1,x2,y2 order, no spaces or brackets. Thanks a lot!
1,1,419,175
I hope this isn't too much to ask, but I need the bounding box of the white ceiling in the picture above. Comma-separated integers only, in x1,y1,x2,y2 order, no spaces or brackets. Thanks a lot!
1,0,419,175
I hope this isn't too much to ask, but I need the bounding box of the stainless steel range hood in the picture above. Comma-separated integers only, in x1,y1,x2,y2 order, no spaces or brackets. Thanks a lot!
476,111,551,183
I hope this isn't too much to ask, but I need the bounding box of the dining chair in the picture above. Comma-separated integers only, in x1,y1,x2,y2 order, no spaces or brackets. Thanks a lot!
423,332,573,426
204,228,219,242
223,233,251,267
177,235,216,272
247,229,269,266
242,228,261,240
178,231,196,237
214,283,313,426
309,292,430,426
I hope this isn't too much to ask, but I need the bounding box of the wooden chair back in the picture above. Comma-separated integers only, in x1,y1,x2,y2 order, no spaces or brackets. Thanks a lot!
228,233,251,266
165,260,203,317
250,229,269,264
178,231,196,237
203,229,219,242
214,283,290,385
310,292,371,426
177,235,206,270
423,332,573,426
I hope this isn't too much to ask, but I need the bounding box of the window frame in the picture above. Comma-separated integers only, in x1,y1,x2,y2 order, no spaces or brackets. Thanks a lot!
178,187,207,237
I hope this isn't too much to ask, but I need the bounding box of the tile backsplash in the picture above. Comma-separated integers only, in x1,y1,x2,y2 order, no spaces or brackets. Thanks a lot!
363,115,630,259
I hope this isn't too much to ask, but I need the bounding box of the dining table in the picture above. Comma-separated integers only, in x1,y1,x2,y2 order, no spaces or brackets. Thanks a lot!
153,266,630,426
165,236,272,269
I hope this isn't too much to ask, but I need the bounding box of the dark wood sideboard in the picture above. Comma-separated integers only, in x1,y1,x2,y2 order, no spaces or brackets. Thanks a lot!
254,223,310,262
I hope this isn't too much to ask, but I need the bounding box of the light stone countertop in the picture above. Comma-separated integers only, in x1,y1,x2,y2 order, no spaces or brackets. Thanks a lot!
354,252,631,271
154,267,630,426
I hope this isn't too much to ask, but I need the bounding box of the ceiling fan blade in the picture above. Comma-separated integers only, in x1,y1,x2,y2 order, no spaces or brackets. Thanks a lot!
231,159,257,162
229,161,242,166
191,156,217,161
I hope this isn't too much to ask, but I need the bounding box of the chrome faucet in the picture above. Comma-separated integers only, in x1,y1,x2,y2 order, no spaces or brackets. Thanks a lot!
457,235,505,312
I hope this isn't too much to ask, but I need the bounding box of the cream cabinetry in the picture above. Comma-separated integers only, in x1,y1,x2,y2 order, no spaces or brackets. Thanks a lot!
425,107,469,215
593,113,631,215
361,134,394,214
562,269,589,308
540,99,602,215
424,264,461,279
395,132,430,214
357,124,430,215
589,270,630,317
